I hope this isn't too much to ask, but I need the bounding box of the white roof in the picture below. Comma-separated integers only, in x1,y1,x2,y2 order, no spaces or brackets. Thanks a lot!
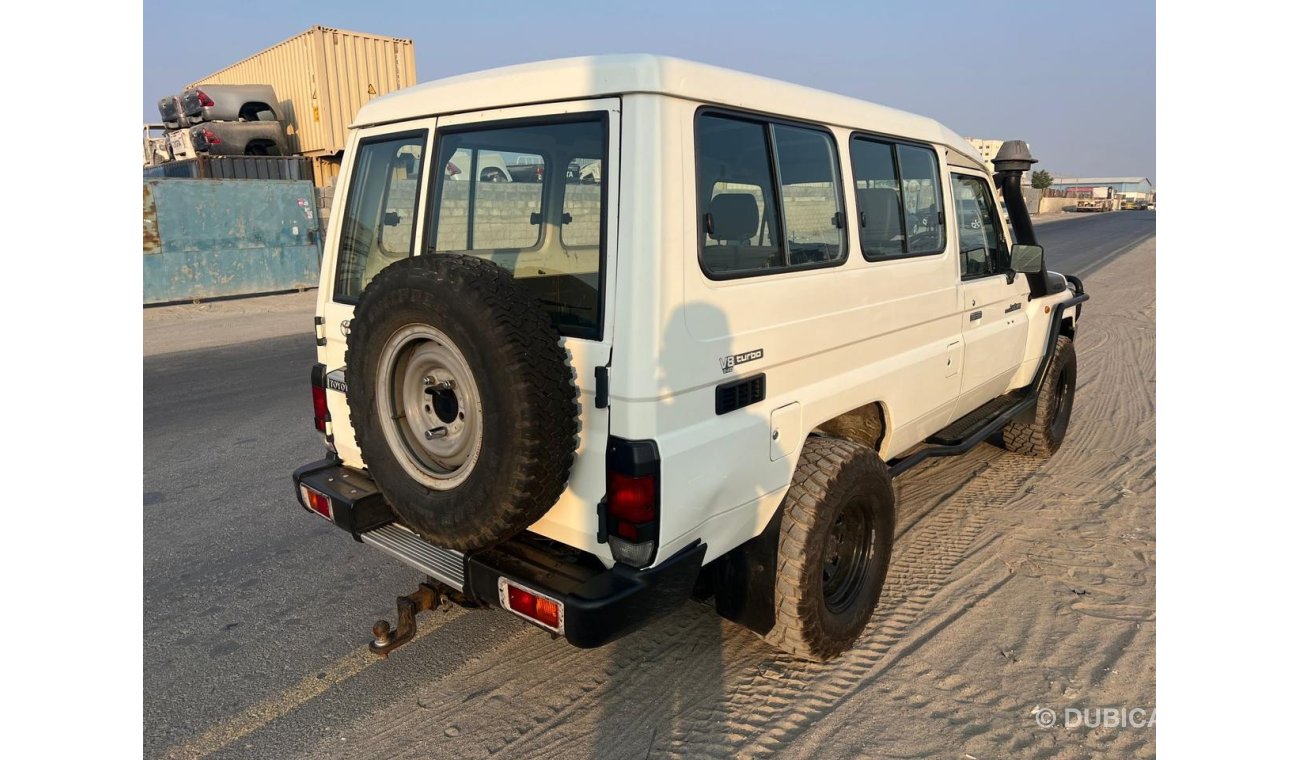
354,54,984,165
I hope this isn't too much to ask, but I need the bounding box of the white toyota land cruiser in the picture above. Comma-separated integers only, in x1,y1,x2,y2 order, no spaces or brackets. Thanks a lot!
292,55,1087,662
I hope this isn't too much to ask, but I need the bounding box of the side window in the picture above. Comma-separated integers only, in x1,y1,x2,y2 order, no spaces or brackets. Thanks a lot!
849,137,945,258
697,115,781,275
950,175,1009,278
772,125,847,266
897,144,944,254
696,112,845,277
849,138,903,257
334,132,426,303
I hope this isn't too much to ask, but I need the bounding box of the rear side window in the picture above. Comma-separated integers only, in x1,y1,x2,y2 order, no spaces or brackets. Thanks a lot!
427,117,608,339
772,125,847,267
849,136,945,259
696,112,846,278
334,132,426,303
849,139,903,257
897,145,944,253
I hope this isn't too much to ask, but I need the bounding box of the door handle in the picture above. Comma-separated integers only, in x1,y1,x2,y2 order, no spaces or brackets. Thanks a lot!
969,310,983,321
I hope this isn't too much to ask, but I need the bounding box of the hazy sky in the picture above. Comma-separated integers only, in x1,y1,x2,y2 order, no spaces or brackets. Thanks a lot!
143,0,1155,184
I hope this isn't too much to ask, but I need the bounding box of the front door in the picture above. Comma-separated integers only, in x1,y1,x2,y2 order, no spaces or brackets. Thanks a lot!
950,172,1030,416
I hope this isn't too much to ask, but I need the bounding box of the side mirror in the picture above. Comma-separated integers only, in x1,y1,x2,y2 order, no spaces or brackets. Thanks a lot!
1010,244,1044,274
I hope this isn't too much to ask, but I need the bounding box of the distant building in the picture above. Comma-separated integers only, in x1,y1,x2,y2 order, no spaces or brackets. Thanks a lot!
1049,177,1154,200
964,138,1030,174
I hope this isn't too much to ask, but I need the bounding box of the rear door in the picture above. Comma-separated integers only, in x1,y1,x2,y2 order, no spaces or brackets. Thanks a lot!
319,101,621,555
426,100,620,549
950,172,1030,415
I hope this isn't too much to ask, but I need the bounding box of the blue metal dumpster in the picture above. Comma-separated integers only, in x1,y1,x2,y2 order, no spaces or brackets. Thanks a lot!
143,179,322,304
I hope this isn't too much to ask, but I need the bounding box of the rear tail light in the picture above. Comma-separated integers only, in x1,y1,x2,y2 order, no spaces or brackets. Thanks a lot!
299,484,333,520
534,165,543,182
498,579,564,633
603,438,660,568
310,363,329,435
312,384,327,433
196,89,215,108
189,127,220,150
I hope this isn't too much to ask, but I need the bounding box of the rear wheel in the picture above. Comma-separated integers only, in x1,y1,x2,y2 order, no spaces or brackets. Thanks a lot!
1002,335,1077,458
765,437,895,662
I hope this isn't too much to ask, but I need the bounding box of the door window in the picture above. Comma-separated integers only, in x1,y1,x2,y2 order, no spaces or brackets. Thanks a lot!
427,117,608,339
561,156,602,247
334,132,426,302
950,175,1009,278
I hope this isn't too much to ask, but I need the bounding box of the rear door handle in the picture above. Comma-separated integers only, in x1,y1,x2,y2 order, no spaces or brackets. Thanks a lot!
969,310,983,321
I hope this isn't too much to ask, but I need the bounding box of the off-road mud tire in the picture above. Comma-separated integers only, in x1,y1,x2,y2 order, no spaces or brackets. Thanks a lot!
1002,335,1077,458
764,437,895,662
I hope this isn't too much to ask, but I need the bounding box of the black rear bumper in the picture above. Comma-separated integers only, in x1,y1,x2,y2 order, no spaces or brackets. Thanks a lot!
292,458,706,649
467,539,706,648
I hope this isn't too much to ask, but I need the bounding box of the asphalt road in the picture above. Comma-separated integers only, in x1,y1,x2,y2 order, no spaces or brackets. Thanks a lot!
143,210,1155,759
1038,210,1155,278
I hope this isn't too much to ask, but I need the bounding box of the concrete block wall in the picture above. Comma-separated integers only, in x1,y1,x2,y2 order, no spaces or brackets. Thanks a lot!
429,182,602,250
713,183,841,245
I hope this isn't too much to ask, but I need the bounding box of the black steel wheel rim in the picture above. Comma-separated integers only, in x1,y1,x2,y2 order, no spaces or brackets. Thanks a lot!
1049,362,1075,439
822,498,874,614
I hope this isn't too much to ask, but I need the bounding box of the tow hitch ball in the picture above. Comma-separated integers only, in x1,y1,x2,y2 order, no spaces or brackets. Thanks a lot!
369,582,442,658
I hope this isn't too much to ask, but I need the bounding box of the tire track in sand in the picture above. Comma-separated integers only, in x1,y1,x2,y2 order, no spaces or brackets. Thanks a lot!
652,453,1044,758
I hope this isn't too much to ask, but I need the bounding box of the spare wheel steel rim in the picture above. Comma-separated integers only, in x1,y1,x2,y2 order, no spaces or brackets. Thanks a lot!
375,323,484,490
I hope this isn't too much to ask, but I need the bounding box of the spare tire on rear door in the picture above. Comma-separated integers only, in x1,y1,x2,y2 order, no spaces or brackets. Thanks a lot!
345,254,579,551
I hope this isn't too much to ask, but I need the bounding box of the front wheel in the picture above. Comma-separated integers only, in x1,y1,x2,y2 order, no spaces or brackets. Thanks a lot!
1002,335,1077,458
765,437,895,662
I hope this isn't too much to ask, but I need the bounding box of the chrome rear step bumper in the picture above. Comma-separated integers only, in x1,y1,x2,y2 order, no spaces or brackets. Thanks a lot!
361,523,466,591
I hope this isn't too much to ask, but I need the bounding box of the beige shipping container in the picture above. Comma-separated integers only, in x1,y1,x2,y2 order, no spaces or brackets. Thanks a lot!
189,26,416,158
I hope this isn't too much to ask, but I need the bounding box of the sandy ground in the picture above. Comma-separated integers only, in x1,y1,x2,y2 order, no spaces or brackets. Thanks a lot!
271,238,1154,759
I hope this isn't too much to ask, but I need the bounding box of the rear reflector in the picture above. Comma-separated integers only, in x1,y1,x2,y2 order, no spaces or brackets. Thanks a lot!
498,579,564,633
300,485,333,520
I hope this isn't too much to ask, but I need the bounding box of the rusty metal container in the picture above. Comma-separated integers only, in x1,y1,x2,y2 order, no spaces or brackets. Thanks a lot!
188,26,416,158
143,179,321,304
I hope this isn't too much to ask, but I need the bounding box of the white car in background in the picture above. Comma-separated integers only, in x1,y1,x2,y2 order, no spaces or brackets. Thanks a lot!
445,149,513,182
